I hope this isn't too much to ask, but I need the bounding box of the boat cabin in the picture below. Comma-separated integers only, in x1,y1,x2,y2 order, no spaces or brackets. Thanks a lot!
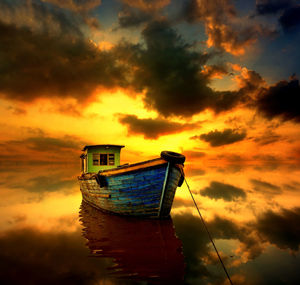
80,144,124,173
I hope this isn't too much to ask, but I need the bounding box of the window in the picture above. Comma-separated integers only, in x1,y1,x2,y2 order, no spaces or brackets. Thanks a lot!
108,154,115,165
100,154,108,165
93,153,99,165
92,153,115,166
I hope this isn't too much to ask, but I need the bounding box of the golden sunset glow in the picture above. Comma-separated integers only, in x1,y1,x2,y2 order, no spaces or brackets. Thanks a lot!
1,1,300,284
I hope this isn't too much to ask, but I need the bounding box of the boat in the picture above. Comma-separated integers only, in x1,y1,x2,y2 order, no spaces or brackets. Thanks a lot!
79,201,185,284
78,145,185,218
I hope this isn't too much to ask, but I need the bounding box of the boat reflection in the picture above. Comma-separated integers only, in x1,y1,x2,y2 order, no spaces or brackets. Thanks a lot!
79,201,185,284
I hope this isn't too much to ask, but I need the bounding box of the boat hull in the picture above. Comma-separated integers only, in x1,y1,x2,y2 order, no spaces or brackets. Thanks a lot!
78,159,183,218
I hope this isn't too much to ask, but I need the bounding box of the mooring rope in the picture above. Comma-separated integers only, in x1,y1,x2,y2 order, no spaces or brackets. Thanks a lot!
184,178,234,285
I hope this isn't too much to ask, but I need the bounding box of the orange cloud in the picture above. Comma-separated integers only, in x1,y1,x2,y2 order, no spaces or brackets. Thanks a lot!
201,64,228,79
182,0,274,56
206,21,257,56
0,129,88,164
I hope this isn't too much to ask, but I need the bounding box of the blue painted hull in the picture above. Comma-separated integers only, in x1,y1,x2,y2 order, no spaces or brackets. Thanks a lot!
78,159,183,218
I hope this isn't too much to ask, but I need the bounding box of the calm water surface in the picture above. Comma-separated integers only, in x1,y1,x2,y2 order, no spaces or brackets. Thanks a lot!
0,162,300,284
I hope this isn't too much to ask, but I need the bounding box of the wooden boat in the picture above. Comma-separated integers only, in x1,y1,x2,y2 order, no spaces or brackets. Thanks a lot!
78,145,185,218
79,201,185,284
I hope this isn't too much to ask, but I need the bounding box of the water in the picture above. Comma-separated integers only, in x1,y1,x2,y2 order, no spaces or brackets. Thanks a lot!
0,162,299,284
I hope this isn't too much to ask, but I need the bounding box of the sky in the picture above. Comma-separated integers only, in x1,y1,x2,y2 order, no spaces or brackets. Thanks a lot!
1,3,300,283
0,0,300,170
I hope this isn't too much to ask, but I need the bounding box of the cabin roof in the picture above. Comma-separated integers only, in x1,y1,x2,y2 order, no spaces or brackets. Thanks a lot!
82,144,125,151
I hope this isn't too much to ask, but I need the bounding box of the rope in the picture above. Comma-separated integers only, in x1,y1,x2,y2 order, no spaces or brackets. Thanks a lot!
184,178,234,285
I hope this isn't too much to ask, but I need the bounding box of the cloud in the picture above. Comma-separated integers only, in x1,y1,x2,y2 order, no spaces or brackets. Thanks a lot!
256,207,300,250
9,135,82,152
116,20,244,117
234,67,266,93
11,175,76,193
257,78,300,122
191,128,247,147
173,213,264,283
182,150,206,159
252,129,282,145
185,166,206,177
0,163,78,199
0,227,114,285
200,181,247,201
118,5,153,28
172,197,195,209
250,179,282,195
181,0,271,55
118,114,198,139
121,0,170,11
6,106,27,115
0,1,248,118
201,64,229,79
0,1,126,102
256,0,293,15
0,0,84,36
0,130,87,163
279,4,300,31
172,214,213,281
43,0,102,28
255,1,300,33
44,0,102,12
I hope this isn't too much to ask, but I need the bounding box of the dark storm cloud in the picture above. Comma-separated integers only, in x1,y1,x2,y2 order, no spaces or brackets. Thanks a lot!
0,0,246,117
256,207,300,250
200,181,247,201
0,1,126,102
132,20,213,116
0,227,114,285
256,0,292,15
250,179,282,195
119,20,244,117
257,79,300,122
279,5,300,31
191,128,247,147
118,114,198,139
